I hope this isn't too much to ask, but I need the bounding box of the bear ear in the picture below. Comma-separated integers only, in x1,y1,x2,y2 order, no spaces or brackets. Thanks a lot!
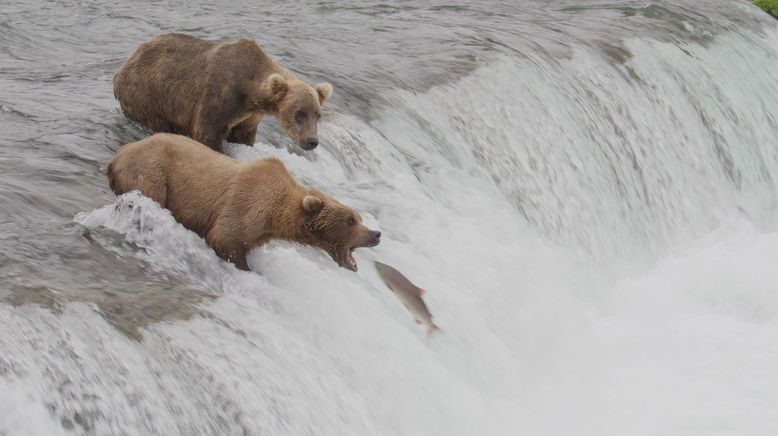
314,83,333,105
302,195,324,214
262,73,288,103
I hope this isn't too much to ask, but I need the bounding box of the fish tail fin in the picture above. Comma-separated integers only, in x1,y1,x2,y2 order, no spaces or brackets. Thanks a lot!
426,323,442,338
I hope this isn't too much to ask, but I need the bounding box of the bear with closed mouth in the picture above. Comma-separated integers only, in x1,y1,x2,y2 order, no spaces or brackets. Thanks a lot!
105,133,380,271
113,33,333,153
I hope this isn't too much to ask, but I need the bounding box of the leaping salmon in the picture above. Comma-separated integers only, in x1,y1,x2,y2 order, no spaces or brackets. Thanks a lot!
374,261,441,336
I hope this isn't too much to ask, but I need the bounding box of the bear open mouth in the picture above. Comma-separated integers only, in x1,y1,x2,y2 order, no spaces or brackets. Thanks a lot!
338,238,379,272
335,247,359,272
345,248,358,272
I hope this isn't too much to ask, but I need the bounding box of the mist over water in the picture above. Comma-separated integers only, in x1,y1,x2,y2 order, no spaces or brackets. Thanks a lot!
2,1,778,435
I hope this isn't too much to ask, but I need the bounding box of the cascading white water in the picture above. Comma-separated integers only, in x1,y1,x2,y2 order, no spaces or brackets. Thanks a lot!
2,3,778,435
376,27,778,266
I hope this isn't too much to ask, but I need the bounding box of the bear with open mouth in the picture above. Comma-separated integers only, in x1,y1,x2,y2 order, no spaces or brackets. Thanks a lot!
105,133,380,271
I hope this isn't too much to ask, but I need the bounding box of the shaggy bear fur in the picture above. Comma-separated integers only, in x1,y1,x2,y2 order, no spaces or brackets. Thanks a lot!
113,33,333,153
106,133,380,270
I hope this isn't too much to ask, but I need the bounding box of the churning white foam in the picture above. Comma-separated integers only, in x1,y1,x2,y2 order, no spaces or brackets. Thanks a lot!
3,25,775,436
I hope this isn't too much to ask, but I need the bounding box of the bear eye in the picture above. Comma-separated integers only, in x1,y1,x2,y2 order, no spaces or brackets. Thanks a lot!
295,110,307,123
346,217,356,227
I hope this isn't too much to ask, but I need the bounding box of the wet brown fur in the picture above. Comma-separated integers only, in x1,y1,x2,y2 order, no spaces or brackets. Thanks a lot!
113,33,332,153
106,133,378,270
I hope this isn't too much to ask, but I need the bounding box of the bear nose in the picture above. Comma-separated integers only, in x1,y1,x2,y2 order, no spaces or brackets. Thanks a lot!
372,231,381,242
306,138,318,149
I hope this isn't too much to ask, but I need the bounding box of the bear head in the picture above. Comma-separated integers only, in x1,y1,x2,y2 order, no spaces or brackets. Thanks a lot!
301,194,380,271
261,73,332,151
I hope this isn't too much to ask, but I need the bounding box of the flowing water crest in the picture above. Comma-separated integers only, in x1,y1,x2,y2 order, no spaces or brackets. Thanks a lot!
2,1,778,435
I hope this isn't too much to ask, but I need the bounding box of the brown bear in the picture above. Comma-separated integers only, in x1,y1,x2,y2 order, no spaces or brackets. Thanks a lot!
113,33,333,153
106,133,380,271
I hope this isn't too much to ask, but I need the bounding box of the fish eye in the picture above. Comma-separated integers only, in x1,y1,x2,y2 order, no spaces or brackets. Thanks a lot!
295,110,307,123
346,217,356,226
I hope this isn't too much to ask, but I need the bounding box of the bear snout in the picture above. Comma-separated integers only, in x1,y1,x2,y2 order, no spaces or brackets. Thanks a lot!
302,137,319,150
367,230,381,247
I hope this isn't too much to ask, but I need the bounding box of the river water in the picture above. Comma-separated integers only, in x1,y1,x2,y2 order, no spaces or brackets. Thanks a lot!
2,1,778,435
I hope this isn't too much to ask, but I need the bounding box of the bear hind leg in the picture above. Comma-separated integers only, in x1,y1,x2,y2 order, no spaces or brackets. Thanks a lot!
106,162,168,208
135,174,168,208
119,101,177,135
